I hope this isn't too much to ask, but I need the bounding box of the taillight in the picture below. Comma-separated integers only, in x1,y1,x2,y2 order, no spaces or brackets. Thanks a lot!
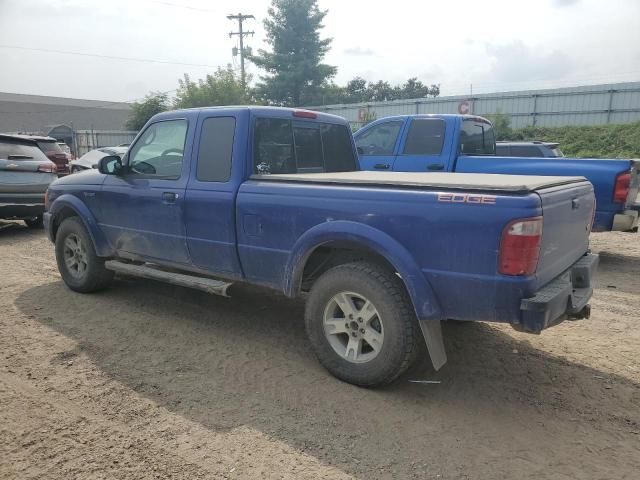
613,172,631,203
499,217,543,276
38,163,57,173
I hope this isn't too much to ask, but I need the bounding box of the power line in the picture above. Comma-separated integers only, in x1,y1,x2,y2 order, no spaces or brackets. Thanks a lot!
0,44,220,68
227,13,255,89
147,0,221,12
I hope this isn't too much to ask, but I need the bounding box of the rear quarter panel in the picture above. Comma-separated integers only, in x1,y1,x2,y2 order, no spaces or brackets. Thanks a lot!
236,180,544,323
455,155,632,231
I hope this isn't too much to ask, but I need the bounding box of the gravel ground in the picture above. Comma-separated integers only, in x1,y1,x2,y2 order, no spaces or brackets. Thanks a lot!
1,223,639,479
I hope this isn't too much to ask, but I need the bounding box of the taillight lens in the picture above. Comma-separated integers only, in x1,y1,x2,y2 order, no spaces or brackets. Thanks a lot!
499,217,543,276
613,172,630,203
38,163,57,173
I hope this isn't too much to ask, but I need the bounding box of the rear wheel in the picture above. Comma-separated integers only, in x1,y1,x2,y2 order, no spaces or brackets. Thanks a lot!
305,261,419,387
24,216,43,229
55,217,113,292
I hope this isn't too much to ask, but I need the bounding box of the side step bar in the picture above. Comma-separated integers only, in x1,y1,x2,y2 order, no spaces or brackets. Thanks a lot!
105,260,233,297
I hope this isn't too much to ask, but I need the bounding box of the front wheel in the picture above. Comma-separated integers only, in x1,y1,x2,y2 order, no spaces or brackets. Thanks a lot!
305,261,420,387
55,217,113,293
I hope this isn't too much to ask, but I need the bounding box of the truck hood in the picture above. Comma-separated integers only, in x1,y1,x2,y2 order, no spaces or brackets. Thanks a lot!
50,168,106,187
252,171,587,193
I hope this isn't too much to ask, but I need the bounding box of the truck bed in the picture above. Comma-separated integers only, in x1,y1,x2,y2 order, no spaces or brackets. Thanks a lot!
251,171,587,193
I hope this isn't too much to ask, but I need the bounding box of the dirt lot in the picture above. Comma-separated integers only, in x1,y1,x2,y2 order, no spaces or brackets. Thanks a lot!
1,224,638,480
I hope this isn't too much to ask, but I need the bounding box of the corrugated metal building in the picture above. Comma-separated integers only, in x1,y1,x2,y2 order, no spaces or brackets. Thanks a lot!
311,82,640,130
0,91,131,134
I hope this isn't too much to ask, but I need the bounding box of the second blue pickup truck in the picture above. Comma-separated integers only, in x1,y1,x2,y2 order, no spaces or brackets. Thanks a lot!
44,107,597,387
355,115,640,232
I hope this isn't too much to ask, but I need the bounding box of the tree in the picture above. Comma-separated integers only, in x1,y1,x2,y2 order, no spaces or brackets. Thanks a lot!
251,0,337,106
125,92,170,130
485,111,512,140
173,67,249,109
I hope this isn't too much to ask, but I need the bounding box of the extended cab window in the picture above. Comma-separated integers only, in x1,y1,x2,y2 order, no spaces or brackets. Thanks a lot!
355,121,402,155
459,119,496,155
128,119,188,178
197,117,235,182
402,119,445,155
254,118,356,174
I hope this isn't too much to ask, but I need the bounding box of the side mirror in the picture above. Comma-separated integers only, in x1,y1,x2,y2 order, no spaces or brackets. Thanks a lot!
356,146,364,155
97,155,123,175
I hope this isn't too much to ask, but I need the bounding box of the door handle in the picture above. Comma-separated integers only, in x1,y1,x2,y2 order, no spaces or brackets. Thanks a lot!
374,163,390,170
162,192,177,203
427,164,444,171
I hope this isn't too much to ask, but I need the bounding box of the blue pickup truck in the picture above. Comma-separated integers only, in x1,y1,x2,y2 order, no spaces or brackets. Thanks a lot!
44,106,598,387
354,115,640,232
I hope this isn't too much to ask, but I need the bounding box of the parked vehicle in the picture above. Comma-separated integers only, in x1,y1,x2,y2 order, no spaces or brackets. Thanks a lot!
0,134,57,228
45,107,597,387
11,135,71,176
354,115,640,232
496,141,564,158
71,146,128,172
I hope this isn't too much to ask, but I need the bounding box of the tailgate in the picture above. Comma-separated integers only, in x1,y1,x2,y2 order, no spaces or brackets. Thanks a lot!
536,181,594,287
0,158,56,193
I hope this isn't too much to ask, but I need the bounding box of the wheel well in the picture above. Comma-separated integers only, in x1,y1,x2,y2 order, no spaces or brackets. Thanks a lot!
51,206,78,240
299,242,398,293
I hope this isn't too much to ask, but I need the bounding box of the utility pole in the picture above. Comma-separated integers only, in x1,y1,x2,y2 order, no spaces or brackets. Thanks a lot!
227,13,255,89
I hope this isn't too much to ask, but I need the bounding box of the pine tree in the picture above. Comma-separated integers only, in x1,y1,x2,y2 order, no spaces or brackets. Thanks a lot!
251,0,336,106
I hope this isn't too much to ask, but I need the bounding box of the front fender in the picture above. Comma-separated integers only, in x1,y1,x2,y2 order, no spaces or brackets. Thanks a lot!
284,221,442,321
48,194,111,257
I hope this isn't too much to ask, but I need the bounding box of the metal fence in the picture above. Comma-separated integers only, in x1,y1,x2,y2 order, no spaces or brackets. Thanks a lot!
74,130,138,157
310,81,640,130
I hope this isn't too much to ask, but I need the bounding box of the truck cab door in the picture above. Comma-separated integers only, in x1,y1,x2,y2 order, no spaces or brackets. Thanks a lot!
392,117,450,172
354,119,405,171
183,112,245,278
98,117,192,265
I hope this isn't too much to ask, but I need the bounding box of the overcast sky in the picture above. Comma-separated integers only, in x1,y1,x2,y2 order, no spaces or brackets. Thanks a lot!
0,0,639,102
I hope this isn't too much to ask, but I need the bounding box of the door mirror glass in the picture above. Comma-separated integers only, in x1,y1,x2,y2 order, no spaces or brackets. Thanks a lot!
97,155,122,174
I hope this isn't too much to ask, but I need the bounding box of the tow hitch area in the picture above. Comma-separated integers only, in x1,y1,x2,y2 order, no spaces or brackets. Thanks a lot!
568,304,591,321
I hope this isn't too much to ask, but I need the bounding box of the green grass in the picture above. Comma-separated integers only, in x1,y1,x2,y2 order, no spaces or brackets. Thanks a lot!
501,121,640,159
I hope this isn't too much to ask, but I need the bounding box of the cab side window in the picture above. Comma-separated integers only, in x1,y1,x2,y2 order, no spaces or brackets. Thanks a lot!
402,119,445,155
355,121,403,156
197,117,236,182
128,119,188,178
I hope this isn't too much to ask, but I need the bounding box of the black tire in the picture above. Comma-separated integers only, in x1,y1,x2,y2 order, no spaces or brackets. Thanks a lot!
55,216,113,293
305,261,420,387
24,216,44,229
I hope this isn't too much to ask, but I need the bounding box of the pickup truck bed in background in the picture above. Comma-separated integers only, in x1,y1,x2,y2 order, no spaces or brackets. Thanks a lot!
355,114,640,232
44,106,598,387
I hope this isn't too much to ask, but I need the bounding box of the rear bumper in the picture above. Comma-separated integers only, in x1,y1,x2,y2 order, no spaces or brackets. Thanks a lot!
0,194,45,219
612,209,639,232
517,254,599,333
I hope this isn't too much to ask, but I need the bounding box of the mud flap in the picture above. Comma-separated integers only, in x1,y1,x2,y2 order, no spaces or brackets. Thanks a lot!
418,319,447,370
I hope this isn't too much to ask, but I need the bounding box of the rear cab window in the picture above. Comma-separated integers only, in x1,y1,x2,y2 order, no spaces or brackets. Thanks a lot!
459,118,496,155
254,118,356,174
